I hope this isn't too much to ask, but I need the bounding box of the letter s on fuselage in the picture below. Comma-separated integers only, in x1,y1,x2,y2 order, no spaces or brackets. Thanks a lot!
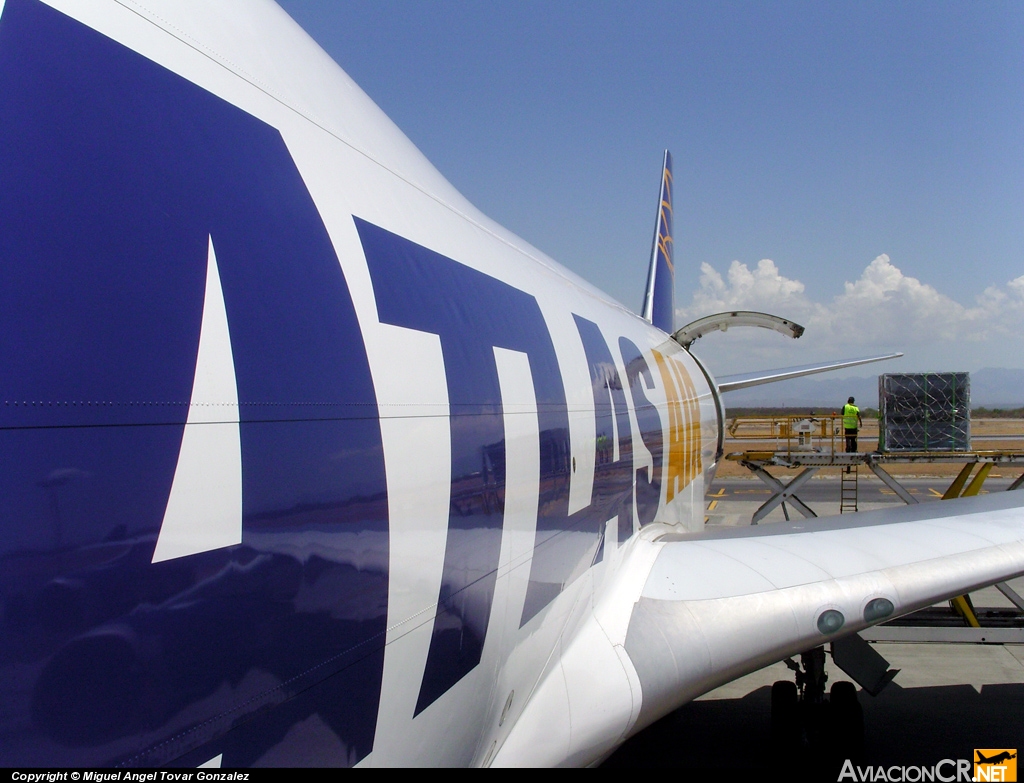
0,0,715,767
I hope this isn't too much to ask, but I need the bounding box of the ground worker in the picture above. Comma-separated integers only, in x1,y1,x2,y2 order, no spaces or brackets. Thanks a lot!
843,396,863,453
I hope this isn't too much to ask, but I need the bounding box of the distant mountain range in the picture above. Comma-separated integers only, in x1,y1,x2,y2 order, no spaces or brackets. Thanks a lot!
719,367,1024,409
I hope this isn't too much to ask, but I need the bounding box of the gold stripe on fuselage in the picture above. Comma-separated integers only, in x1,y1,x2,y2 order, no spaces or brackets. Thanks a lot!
652,349,702,504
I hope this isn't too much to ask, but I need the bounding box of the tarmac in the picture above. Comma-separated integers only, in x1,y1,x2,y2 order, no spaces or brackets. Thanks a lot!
604,472,1024,774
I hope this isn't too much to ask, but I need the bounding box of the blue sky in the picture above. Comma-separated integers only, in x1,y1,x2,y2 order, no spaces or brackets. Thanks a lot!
277,1,1024,377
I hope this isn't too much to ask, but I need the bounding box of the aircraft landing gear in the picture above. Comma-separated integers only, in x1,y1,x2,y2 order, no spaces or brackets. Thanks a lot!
770,646,864,770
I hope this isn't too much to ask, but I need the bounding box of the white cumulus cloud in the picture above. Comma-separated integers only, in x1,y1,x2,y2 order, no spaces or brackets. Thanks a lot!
690,258,807,314
680,254,1024,375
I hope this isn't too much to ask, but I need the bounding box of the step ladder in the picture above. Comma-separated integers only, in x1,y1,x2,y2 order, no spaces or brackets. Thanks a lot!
840,465,858,514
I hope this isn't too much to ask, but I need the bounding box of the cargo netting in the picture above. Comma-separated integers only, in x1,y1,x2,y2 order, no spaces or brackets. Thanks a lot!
878,373,970,452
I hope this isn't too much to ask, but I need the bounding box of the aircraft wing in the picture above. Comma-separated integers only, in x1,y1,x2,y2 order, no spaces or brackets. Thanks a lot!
495,490,1024,766
716,353,904,393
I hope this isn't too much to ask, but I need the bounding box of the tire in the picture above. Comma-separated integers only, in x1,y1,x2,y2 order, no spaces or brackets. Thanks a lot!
770,680,800,750
829,681,864,759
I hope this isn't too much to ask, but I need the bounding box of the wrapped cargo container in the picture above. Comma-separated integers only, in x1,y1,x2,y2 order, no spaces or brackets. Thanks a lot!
878,372,970,452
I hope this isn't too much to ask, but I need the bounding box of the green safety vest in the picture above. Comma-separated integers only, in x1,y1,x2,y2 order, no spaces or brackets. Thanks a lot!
843,403,859,429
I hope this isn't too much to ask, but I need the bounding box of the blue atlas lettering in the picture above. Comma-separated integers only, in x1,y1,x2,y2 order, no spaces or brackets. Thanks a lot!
0,0,387,766
355,218,570,714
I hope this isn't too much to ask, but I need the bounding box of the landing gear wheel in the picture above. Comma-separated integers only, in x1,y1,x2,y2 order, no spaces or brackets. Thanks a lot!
770,679,800,754
829,681,864,760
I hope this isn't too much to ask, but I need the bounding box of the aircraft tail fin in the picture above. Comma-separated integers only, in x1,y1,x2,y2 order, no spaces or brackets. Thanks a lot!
641,150,675,333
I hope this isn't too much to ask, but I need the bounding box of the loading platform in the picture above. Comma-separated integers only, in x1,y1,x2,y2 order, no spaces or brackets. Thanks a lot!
724,413,1024,524
731,449,1024,525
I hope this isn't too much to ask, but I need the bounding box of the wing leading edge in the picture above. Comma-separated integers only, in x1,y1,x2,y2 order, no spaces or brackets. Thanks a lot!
495,490,1024,766
630,491,1024,721
716,352,904,393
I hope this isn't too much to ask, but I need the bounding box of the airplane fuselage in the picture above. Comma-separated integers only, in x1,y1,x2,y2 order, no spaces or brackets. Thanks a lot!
0,0,719,766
